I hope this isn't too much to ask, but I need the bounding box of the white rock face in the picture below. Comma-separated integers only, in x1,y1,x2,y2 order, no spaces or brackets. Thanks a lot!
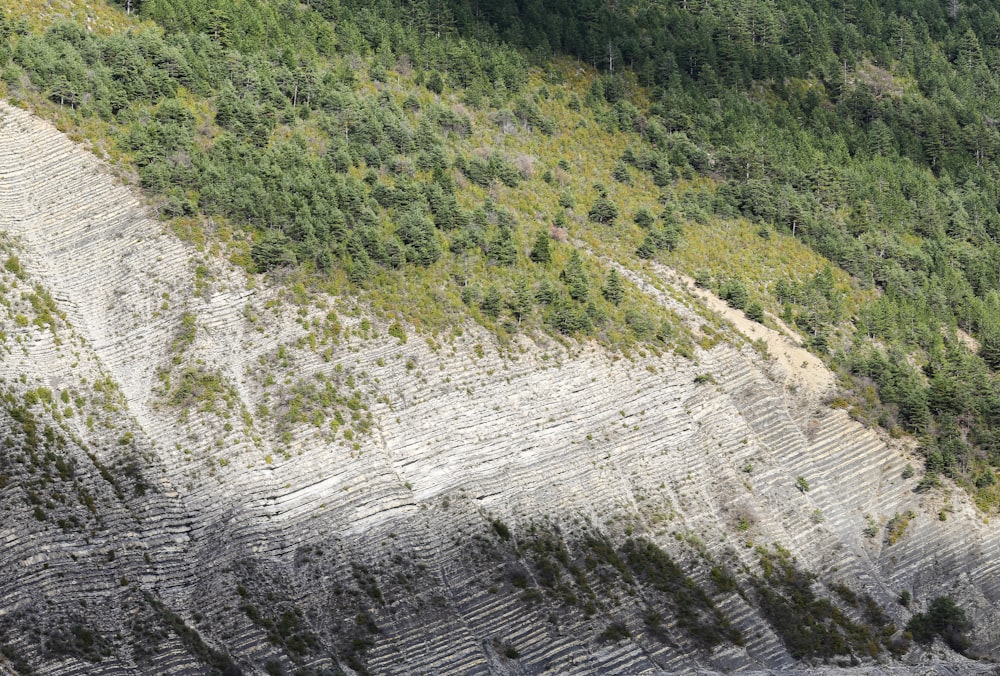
0,101,998,674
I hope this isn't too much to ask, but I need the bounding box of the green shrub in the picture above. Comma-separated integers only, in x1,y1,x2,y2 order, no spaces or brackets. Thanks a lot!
906,596,971,654
721,280,749,310
599,621,630,642
745,301,765,323
588,196,618,224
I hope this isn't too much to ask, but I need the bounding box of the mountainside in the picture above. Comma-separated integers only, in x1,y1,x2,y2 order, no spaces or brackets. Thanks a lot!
4,0,1000,672
9,0,1000,514
1,100,999,674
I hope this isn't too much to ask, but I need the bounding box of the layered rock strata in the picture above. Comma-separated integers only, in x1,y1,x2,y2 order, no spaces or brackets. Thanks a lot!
0,101,997,674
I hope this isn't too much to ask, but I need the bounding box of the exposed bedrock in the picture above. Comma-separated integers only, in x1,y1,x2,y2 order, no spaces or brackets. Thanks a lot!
0,102,997,674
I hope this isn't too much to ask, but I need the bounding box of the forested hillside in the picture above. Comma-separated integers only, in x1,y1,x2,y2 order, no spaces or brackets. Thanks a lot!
6,1,1000,672
4,0,1000,511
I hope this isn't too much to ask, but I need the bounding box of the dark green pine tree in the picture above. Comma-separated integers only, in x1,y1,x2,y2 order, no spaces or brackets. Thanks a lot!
480,285,502,318
509,278,533,324
561,249,589,302
979,328,1000,370
529,229,552,264
636,233,658,259
489,226,518,266
633,208,654,228
602,268,625,305
588,195,619,224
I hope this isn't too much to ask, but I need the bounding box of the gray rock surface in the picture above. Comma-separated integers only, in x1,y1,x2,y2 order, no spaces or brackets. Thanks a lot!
0,101,998,674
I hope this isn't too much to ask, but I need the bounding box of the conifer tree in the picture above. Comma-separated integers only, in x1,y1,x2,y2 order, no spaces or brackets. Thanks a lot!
529,230,552,264
509,279,533,324
602,269,625,305
561,250,589,302
480,285,502,318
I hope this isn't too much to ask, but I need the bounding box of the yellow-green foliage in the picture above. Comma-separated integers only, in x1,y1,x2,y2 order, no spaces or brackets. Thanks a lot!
346,61,863,353
276,374,372,442
885,510,915,545
0,0,137,34
971,464,1000,513
0,0,858,359
343,65,698,349
667,218,872,317
159,366,237,415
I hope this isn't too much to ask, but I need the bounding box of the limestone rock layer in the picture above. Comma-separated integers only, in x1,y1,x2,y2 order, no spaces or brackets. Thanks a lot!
0,102,998,674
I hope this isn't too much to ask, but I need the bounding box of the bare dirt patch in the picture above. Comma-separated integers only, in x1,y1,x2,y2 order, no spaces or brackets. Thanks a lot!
669,268,835,398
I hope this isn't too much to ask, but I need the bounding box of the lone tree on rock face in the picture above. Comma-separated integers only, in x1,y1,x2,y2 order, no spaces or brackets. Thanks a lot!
906,596,972,655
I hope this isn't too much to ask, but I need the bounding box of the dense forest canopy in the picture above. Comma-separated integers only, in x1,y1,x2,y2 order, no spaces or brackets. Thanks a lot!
4,0,1000,508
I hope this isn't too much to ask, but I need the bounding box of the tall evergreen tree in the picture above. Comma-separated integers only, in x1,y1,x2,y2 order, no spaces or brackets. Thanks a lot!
602,268,625,305
529,230,552,264
561,249,589,302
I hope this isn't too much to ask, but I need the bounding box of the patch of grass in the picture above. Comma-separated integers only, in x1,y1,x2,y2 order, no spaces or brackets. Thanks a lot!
885,511,915,545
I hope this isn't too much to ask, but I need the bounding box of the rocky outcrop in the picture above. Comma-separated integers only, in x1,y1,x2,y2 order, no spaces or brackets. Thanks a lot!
0,101,998,674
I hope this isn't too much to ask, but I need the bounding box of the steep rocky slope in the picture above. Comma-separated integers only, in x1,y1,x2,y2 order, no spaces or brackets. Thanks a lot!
1,101,998,674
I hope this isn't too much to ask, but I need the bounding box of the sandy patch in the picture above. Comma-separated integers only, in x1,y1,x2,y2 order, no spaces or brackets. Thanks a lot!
663,267,835,398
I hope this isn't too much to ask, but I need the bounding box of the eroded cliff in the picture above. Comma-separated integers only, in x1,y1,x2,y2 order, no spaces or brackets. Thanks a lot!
1,102,998,674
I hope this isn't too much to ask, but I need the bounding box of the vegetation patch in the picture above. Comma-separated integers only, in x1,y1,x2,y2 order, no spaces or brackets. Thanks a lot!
751,545,894,661
271,373,372,445
45,619,113,663
157,365,238,416
621,538,743,649
496,522,742,652
905,596,972,655
145,593,241,674
885,511,916,545
6,0,1000,508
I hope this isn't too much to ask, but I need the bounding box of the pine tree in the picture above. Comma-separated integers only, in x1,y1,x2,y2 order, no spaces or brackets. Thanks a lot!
588,195,619,224
660,223,681,251
561,250,589,302
480,285,502,318
602,269,625,305
509,279,533,324
633,208,654,228
489,227,517,266
529,230,552,264
636,233,658,259
396,209,442,266
536,278,557,304
979,328,1000,370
